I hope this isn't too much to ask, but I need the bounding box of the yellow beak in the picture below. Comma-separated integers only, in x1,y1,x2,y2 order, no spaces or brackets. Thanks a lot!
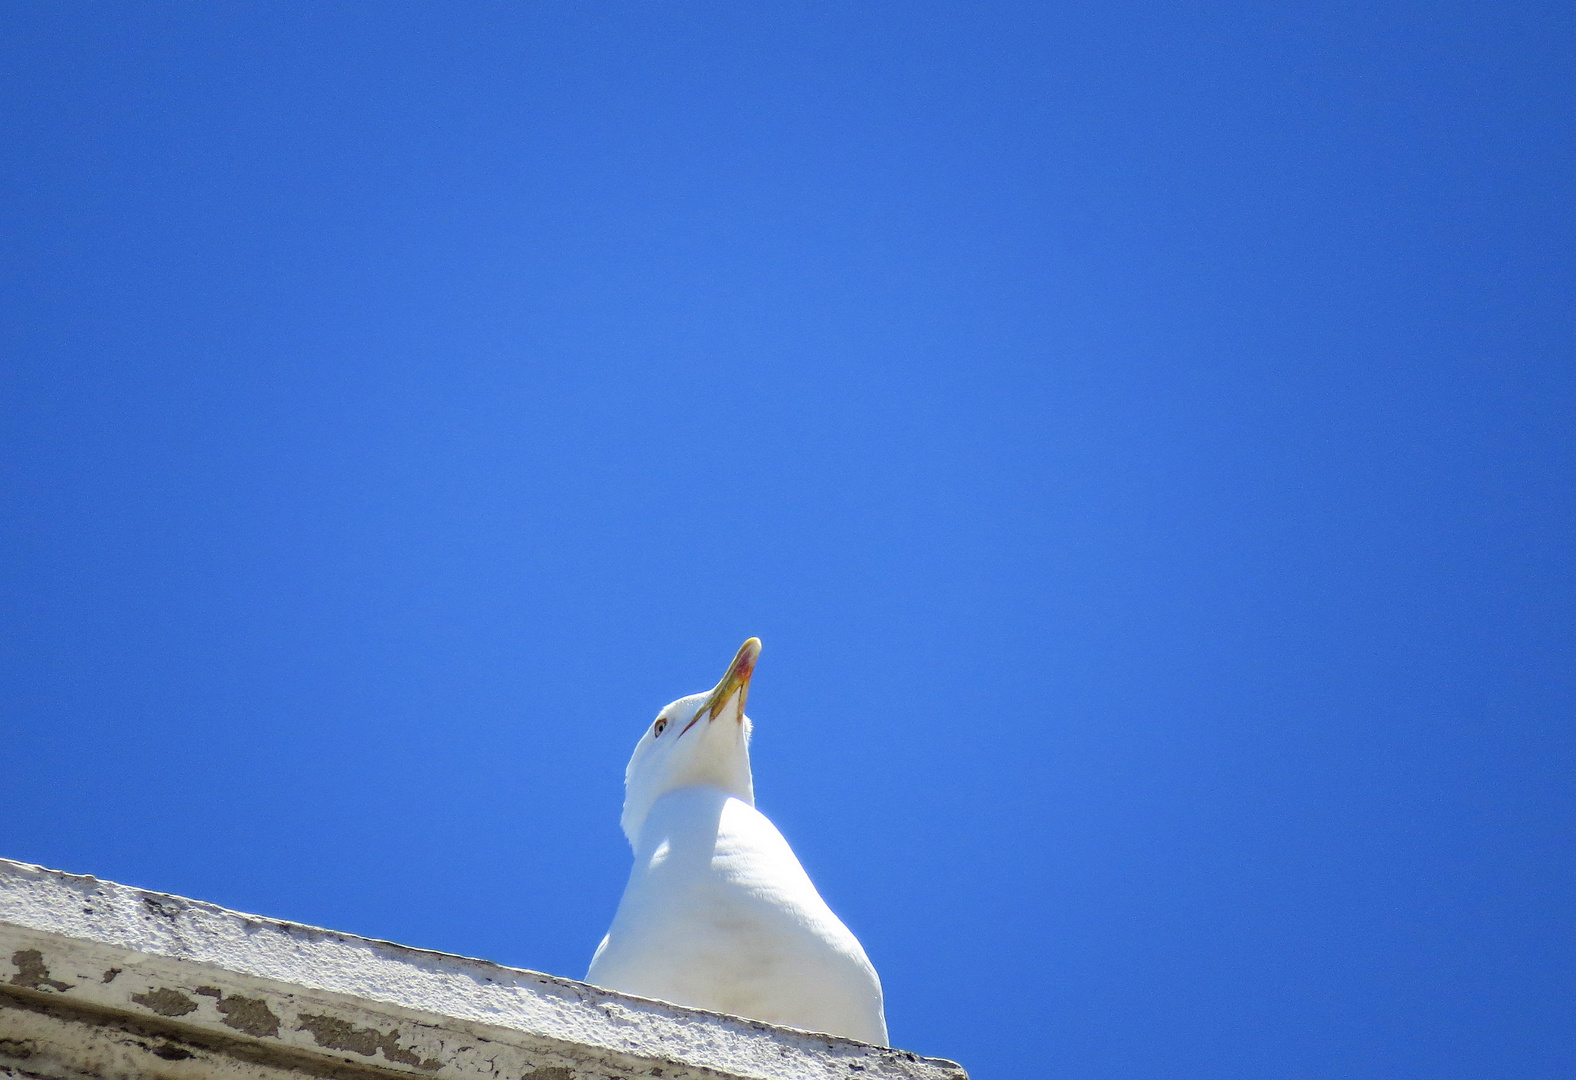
680,637,761,736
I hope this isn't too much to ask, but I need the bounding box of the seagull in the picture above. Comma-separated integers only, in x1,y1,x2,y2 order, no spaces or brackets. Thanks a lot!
586,638,888,1045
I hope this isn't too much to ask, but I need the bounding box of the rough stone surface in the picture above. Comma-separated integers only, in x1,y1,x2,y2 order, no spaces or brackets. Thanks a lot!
0,859,966,1080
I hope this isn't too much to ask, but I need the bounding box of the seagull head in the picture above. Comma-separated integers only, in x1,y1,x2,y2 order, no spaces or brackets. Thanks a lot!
620,637,760,846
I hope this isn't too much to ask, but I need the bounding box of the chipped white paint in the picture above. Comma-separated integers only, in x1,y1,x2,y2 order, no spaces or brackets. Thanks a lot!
0,859,965,1080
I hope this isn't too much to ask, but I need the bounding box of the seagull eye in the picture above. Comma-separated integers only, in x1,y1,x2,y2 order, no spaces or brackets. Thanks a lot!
653,718,667,737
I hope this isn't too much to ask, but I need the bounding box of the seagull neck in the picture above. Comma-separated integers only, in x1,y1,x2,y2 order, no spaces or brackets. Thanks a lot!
621,712,755,847
633,783,753,852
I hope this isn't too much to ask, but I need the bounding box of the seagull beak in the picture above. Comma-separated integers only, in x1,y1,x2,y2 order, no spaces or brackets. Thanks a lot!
680,637,761,737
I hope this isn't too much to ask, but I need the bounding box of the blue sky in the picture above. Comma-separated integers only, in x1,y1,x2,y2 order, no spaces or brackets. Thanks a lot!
1,4,1570,1077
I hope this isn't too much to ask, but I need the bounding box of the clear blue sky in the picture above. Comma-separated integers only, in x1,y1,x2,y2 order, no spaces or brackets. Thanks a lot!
1,4,1570,1077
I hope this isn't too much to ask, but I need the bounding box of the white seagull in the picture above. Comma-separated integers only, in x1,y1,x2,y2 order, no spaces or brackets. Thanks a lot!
586,638,888,1045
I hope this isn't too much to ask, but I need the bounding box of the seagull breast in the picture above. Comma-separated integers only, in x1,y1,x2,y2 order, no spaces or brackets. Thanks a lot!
588,785,886,1044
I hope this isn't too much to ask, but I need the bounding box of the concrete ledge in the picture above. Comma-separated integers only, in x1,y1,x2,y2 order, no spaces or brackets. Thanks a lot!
0,859,965,1080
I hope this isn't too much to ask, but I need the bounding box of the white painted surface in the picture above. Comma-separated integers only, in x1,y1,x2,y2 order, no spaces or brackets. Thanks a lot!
0,858,965,1080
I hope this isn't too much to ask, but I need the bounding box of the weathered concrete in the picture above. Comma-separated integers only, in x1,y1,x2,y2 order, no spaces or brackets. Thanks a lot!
0,859,965,1080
